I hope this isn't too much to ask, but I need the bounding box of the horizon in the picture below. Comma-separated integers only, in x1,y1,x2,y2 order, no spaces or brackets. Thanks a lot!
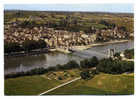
4,4,133,13
4,9,133,14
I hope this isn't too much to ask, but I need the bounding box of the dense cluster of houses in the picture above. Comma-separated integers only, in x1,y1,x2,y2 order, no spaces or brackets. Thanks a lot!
4,21,133,49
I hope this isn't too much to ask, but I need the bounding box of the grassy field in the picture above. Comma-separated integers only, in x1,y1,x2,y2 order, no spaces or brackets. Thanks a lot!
5,69,134,95
5,75,61,95
46,73,134,95
4,69,80,95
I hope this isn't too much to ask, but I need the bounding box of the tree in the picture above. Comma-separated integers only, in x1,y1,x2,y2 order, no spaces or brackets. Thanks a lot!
80,59,90,68
124,49,134,59
114,52,122,60
4,42,22,53
38,39,47,49
80,70,94,80
88,56,99,67
66,60,79,69
80,70,90,80
22,40,39,52
80,56,99,68
96,58,134,74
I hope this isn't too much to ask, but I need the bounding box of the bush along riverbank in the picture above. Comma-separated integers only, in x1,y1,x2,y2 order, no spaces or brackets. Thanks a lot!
5,56,134,79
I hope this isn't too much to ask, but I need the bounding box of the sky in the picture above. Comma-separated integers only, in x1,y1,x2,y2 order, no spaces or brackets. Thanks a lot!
4,4,133,13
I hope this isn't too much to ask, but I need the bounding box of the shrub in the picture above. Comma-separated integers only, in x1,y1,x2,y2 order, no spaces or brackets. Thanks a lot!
66,60,80,69
114,52,122,60
29,67,46,75
55,60,79,70
38,39,47,49
124,49,134,59
56,64,62,70
4,42,22,53
80,56,99,68
80,70,92,80
88,56,99,67
80,59,90,68
22,40,39,51
47,66,56,71
58,76,63,80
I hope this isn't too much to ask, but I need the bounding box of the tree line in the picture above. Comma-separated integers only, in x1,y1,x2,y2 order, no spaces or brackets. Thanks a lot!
4,39,47,53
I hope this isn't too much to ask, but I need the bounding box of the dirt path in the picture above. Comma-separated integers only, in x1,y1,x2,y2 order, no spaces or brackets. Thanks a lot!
39,77,81,95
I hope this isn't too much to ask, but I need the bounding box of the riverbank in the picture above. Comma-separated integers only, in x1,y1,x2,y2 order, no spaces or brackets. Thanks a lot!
49,40,130,53
4,48,49,58
4,39,130,57
49,48,71,54
72,40,129,51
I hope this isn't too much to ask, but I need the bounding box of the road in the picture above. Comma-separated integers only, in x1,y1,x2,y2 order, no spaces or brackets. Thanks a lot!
39,77,81,95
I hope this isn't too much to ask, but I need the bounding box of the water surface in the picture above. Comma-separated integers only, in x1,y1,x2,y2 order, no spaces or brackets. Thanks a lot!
5,41,134,74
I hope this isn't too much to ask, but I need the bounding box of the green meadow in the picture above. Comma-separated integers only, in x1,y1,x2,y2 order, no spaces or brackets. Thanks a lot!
46,73,134,95
5,70,134,95
5,75,61,95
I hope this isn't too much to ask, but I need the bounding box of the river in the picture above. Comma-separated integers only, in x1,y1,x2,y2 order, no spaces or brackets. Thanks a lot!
4,41,134,74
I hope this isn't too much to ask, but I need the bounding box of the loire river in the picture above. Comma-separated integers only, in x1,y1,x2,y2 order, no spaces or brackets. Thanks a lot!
5,41,134,74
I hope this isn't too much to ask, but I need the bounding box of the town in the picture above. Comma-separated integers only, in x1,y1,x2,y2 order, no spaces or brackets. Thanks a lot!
4,18,133,52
